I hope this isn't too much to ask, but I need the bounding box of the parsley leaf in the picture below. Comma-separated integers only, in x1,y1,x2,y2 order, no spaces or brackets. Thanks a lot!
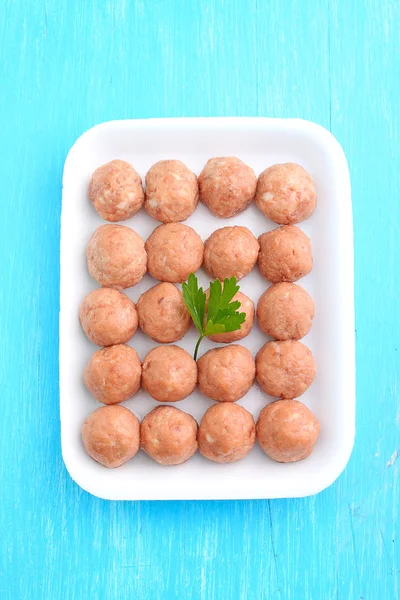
181,273,206,335
182,273,246,359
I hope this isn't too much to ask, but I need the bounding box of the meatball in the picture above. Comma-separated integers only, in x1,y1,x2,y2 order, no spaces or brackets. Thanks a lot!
256,399,320,462
208,291,254,343
256,163,316,225
137,282,191,343
140,406,198,465
145,160,198,222
257,283,314,340
198,403,256,463
258,225,312,283
142,345,197,402
82,405,140,468
256,340,316,399
79,288,138,346
197,345,255,402
203,226,259,281
199,157,257,218
87,224,147,289
89,159,144,222
84,344,142,405
145,223,204,283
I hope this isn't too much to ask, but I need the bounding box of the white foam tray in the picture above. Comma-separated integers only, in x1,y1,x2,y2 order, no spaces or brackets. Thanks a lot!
60,117,354,500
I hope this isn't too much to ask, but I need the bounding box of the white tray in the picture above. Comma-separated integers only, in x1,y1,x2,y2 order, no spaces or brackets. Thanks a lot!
60,117,354,500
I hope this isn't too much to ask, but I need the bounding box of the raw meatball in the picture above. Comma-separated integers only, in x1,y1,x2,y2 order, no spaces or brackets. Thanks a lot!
145,223,204,283
197,345,255,402
140,406,198,465
79,288,138,346
87,224,146,289
199,157,257,218
89,159,144,222
256,163,316,225
142,345,197,402
256,399,320,462
204,226,259,281
256,340,316,399
208,291,254,343
257,283,314,340
198,403,256,463
84,344,141,405
137,282,191,343
82,405,140,468
258,226,313,283
145,160,198,222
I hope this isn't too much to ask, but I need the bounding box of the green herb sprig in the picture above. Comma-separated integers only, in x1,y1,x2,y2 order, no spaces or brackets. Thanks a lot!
182,273,246,360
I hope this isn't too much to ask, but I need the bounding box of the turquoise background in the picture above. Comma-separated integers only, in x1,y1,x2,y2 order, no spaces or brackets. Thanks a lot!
1,1,399,598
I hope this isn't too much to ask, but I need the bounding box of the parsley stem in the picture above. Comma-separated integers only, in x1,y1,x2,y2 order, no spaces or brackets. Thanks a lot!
193,335,204,361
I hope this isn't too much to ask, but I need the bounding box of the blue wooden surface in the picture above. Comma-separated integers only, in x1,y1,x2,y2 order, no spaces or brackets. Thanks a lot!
0,1,399,598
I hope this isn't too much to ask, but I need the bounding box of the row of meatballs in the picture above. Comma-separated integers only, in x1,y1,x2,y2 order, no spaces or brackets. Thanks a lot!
83,400,320,468
89,158,316,224
86,222,312,290
80,282,314,353
84,342,315,406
